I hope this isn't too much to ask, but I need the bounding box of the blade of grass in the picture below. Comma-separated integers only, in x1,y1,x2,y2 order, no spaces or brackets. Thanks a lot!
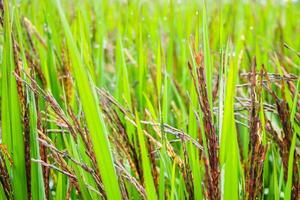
284,75,300,200
135,111,157,200
2,1,28,199
54,1,122,199
221,45,239,200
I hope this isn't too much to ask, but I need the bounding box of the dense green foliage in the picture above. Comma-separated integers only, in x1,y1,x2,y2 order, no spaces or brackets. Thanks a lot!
0,0,300,199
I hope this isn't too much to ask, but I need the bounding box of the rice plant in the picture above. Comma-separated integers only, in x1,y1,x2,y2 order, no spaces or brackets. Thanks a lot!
0,0,300,199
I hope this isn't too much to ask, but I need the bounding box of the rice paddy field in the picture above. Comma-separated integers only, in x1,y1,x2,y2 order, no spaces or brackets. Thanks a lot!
0,0,300,199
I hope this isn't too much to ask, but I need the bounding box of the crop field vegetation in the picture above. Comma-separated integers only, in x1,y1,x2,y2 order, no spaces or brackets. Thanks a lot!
0,0,300,199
